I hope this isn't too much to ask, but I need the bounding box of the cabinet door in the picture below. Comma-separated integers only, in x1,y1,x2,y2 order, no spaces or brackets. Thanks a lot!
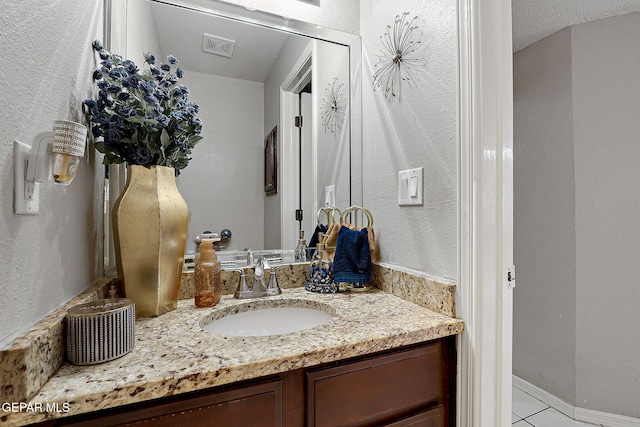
59,379,283,427
306,342,448,427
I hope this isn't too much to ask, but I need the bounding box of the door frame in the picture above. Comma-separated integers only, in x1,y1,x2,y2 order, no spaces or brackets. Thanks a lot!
280,44,314,249
456,0,514,425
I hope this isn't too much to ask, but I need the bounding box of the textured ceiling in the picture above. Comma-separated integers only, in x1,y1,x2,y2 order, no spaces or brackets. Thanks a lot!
512,0,640,51
150,2,292,83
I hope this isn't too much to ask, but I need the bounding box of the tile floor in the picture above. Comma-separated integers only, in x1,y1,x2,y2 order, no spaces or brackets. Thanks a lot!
512,386,603,426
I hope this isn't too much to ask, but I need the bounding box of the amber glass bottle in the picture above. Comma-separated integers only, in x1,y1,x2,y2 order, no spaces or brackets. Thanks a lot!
194,239,221,307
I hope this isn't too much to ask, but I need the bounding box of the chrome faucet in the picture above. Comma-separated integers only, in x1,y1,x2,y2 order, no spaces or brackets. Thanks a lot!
252,257,269,296
234,257,281,299
266,264,282,296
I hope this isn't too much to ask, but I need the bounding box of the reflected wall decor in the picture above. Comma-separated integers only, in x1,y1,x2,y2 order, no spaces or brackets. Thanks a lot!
372,12,427,101
320,77,347,133
264,126,277,195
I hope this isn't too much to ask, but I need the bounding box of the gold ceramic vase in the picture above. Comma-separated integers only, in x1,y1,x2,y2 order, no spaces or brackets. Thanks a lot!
112,165,189,317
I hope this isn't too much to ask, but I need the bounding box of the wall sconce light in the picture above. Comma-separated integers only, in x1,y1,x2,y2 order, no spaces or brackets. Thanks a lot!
13,120,87,215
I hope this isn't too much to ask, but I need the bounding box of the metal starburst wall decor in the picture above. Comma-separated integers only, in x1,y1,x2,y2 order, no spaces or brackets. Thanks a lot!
372,12,427,101
320,77,347,133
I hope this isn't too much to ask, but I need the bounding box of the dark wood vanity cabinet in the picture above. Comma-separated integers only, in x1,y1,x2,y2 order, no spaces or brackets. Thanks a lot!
39,337,455,427
38,379,286,427
306,341,453,426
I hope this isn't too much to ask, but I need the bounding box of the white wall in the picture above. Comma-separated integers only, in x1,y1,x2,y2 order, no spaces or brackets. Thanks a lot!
514,12,640,418
177,72,264,253
572,13,640,418
263,35,311,249
360,0,458,279
513,27,577,405
314,40,351,217
126,0,161,65
0,1,104,345
262,36,352,249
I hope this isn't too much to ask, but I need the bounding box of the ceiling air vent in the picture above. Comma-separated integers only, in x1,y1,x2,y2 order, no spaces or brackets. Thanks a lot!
202,33,236,58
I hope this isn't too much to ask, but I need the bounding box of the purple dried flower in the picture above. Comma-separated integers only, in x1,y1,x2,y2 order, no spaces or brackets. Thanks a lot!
86,43,202,173
122,60,138,74
143,52,156,64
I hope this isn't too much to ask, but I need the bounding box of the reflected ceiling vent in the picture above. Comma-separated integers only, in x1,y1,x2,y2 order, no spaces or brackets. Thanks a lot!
202,33,236,58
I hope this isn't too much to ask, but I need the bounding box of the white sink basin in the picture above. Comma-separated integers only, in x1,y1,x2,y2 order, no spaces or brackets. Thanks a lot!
201,302,334,337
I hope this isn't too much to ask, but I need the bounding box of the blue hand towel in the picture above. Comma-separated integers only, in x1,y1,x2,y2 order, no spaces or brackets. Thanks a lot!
333,226,371,283
308,224,328,249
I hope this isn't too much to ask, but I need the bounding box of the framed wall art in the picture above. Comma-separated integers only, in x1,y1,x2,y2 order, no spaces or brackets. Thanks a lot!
264,126,277,195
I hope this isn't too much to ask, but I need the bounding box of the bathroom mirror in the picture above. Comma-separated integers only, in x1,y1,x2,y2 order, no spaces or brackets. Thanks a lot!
103,0,362,270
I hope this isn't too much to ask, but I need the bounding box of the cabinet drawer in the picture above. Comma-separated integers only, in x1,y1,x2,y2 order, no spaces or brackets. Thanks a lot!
306,342,446,427
58,379,283,427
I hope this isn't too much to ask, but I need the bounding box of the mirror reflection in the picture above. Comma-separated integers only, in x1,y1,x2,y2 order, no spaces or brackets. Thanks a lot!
118,0,361,256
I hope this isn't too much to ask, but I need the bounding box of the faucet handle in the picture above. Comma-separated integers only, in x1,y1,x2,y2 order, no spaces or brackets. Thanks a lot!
233,269,251,299
244,248,253,266
266,266,282,296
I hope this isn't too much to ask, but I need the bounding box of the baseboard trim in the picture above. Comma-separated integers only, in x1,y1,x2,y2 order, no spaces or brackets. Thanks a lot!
575,407,640,427
512,375,640,427
512,375,574,418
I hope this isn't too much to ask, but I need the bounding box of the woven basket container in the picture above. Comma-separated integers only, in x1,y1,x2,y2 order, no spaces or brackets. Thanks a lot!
66,299,135,365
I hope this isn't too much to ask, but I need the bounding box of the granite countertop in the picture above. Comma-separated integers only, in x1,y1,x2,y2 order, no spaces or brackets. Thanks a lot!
4,287,463,426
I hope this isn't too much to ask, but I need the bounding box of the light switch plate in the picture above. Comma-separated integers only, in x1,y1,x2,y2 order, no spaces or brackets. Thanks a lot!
14,140,39,215
398,167,423,206
325,184,336,207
